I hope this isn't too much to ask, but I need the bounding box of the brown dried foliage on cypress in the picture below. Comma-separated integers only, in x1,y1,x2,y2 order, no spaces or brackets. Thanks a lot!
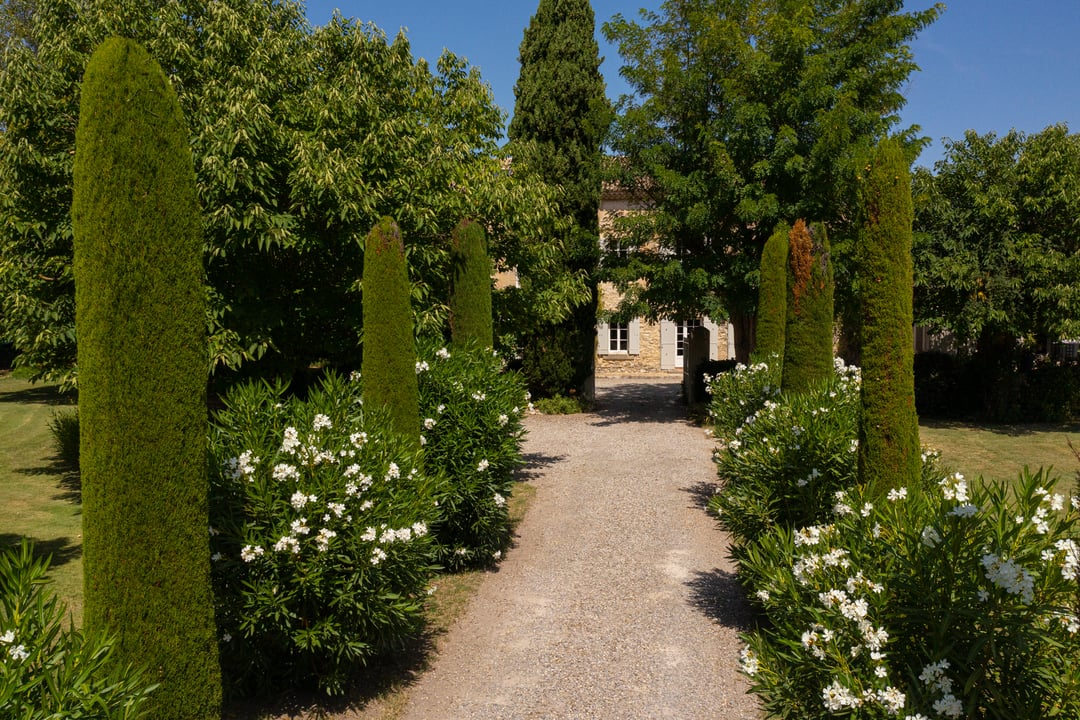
788,219,814,313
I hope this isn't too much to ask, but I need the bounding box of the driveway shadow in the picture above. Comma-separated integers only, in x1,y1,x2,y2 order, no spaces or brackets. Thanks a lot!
589,379,687,426
685,567,754,632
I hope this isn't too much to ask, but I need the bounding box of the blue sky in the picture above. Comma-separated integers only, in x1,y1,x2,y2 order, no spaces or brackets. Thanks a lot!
304,1,1080,168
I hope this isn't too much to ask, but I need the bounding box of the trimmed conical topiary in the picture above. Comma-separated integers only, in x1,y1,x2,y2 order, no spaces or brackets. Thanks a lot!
362,216,420,449
753,222,789,363
72,37,221,719
449,218,494,349
781,219,835,394
856,138,920,498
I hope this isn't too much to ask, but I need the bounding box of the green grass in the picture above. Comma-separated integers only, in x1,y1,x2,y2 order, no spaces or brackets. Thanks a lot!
0,371,83,624
920,419,1080,489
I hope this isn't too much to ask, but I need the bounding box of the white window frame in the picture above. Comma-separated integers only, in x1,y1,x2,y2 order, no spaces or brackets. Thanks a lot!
597,319,641,356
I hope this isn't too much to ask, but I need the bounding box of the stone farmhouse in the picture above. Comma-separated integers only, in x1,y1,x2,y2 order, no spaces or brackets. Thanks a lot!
594,180,734,378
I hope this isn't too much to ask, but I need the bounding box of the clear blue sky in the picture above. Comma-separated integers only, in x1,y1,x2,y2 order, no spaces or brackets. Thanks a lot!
304,1,1080,168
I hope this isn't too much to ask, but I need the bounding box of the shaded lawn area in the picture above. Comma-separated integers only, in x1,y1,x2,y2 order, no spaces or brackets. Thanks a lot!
920,418,1080,488
0,371,83,624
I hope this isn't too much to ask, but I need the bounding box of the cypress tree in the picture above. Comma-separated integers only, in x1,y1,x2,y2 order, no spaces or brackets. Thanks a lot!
510,0,608,397
856,138,920,497
753,222,790,363
449,218,494,349
362,216,420,448
72,37,221,718
781,220,835,394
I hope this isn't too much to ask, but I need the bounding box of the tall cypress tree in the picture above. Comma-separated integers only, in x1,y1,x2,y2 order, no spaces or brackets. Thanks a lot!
449,218,494,349
72,37,221,718
781,219,835,393
857,139,920,497
510,0,608,398
753,222,789,363
362,217,420,449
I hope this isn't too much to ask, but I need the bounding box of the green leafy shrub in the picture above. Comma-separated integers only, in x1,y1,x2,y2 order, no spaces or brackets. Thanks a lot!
738,463,1080,719
520,325,579,399
73,37,220,716
48,408,79,474
208,372,438,697
417,341,528,569
710,359,862,550
705,357,782,442
532,394,584,415
0,541,156,718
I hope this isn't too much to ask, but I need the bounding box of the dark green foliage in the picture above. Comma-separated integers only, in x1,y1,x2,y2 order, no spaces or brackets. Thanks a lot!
47,408,79,475
781,220,835,394
449,218,493,348
856,139,920,497
510,0,608,396
208,373,437,697
72,37,221,718
362,217,420,450
0,540,157,717
753,222,789,363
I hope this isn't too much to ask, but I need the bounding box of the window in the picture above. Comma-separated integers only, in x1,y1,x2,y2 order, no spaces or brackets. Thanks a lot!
676,319,702,358
609,322,629,353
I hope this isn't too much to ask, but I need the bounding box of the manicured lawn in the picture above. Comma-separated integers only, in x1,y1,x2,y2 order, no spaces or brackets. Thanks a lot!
920,418,1080,488
0,371,83,623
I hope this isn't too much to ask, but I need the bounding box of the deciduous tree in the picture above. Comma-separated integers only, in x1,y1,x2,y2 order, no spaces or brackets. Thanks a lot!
602,0,941,361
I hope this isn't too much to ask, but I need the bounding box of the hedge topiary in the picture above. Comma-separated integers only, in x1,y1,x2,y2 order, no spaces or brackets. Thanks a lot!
362,216,420,449
753,222,789,363
72,37,221,718
856,138,920,497
781,219,834,394
449,218,493,349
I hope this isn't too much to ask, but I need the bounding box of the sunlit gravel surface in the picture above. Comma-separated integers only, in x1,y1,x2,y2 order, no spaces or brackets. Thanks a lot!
399,377,762,720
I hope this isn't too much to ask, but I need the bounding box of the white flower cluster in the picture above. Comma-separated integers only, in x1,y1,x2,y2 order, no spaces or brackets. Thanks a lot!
290,491,317,510
423,417,437,430
740,644,759,675
493,492,506,507
796,467,821,488
918,660,963,718
225,450,260,480
821,680,902,715
981,552,1034,604
794,524,834,547
887,487,908,502
477,459,490,472
793,548,851,585
939,472,968,502
240,544,265,562
415,360,430,374
312,413,332,431
1044,538,1080,582
436,347,451,360
1,629,28,662
834,490,855,517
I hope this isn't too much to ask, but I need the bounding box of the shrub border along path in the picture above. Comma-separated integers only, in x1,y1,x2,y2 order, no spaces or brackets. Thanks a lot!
396,378,759,719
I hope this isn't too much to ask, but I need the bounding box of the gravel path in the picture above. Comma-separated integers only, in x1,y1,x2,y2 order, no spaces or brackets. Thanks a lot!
399,377,761,720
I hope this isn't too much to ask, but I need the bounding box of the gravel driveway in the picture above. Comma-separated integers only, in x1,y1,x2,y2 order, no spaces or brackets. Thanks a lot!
398,377,761,719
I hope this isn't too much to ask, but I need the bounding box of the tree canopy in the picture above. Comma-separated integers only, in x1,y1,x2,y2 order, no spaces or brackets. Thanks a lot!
601,0,941,359
912,125,1080,352
0,0,572,386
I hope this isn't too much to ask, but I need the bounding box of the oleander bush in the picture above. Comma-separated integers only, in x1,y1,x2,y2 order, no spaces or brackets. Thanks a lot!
417,340,528,570
207,372,438,697
709,353,1080,718
709,358,861,550
738,465,1080,719
705,356,782,440
0,541,156,718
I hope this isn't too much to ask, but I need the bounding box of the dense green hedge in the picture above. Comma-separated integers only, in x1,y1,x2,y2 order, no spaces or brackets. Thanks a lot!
362,217,420,451
754,223,789,362
856,139,920,498
72,37,220,718
781,220,834,394
449,218,494,349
